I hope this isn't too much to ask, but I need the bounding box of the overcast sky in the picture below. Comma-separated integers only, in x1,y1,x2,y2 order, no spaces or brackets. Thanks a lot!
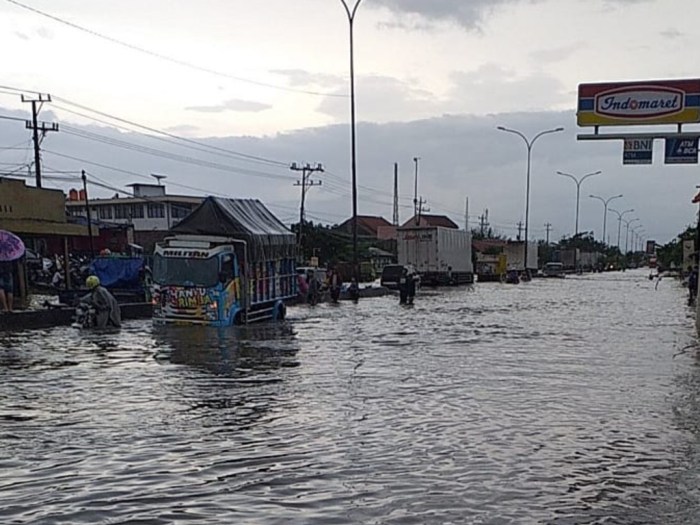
2,0,700,245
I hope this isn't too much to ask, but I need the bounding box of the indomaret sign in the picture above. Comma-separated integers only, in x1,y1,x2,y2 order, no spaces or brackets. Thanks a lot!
578,79,700,127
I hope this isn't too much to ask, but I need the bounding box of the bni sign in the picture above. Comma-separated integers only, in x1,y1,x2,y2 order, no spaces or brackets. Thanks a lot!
623,138,653,165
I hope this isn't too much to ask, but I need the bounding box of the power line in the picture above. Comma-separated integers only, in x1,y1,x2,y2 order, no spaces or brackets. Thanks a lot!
4,0,345,98
50,98,289,168
57,127,294,182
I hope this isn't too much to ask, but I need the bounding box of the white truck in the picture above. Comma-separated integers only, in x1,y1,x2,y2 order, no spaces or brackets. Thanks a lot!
397,226,474,286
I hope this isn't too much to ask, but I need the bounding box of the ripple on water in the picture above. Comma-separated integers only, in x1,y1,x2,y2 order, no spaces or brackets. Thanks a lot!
0,270,699,524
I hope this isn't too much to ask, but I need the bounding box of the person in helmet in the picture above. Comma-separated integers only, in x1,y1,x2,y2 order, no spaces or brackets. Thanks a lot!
81,275,122,328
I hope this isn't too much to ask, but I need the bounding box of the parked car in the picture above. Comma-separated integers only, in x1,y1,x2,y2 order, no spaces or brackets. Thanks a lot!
542,262,565,278
380,264,419,290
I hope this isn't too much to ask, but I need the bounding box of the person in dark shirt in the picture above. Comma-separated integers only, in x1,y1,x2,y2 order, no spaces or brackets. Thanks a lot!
0,261,14,313
688,265,698,306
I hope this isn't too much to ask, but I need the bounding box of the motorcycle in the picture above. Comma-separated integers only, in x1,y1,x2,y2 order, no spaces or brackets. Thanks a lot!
72,302,97,329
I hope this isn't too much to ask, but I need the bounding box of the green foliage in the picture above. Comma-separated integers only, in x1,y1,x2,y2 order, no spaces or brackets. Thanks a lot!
657,225,695,269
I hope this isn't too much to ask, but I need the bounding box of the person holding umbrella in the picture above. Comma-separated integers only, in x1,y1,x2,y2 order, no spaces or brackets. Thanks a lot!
0,230,25,313
0,260,14,313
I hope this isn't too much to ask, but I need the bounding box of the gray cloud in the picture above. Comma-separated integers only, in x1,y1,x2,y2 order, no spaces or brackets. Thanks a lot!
369,0,539,29
164,124,200,135
530,43,581,64
371,0,657,29
269,69,344,89
317,74,439,122
660,28,683,39
35,26,53,39
185,99,271,114
1,103,689,243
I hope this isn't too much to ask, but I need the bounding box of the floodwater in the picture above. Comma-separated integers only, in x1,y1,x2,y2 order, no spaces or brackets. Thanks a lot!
1,269,700,524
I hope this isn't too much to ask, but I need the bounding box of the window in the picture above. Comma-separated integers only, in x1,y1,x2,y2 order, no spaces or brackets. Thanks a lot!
171,204,191,219
97,206,111,219
114,205,129,219
147,203,165,218
130,204,144,219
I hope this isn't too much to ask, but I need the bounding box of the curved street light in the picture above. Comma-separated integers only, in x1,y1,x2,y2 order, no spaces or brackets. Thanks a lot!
556,170,601,236
340,0,363,286
631,225,643,253
608,207,634,251
623,217,641,253
497,125,564,272
589,193,623,245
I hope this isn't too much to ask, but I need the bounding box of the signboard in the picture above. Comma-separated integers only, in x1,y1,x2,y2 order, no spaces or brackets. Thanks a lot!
664,136,699,164
623,138,653,165
578,79,700,127
646,240,656,255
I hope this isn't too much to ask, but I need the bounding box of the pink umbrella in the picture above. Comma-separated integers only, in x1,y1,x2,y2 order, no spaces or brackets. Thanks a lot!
0,230,25,262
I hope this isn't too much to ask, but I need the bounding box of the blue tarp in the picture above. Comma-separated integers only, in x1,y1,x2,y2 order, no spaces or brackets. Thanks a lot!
89,257,144,289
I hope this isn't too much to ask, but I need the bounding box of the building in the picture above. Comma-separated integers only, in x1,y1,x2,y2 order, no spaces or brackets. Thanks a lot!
65,183,204,252
401,214,460,229
335,215,395,240
0,177,99,294
0,177,91,255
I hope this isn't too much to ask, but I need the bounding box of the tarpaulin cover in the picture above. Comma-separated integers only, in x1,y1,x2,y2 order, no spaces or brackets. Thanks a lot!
171,197,296,258
89,257,144,289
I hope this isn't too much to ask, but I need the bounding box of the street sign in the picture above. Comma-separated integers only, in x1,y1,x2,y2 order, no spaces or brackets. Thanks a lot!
623,138,653,165
664,136,699,164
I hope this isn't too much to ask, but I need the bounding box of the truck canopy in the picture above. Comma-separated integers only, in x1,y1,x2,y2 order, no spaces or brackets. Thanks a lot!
170,197,296,259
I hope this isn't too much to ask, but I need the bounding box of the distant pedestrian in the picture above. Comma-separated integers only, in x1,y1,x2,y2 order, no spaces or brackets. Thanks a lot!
0,261,14,313
406,269,418,304
348,278,359,302
688,265,698,306
326,268,341,303
307,270,320,305
398,267,409,304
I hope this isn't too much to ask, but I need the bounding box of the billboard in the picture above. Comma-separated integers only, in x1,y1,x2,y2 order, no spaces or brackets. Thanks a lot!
623,138,653,165
646,240,656,255
578,79,700,127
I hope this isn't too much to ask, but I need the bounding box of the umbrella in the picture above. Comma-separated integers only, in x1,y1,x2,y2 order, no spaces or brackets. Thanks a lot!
0,230,25,262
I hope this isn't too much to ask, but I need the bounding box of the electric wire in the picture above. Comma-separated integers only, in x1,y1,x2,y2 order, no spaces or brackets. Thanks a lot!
3,0,345,98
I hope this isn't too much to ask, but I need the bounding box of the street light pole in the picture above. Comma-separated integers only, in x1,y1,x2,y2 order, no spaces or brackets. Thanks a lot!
631,225,643,253
589,193,623,245
497,125,564,273
556,170,601,236
608,207,634,252
623,217,640,253
340,0,362,286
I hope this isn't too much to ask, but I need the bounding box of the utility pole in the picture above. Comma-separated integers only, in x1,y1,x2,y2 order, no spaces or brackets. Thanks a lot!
392,162,399,226
544,222,552,245
478,209,490,237
416,197,429,225
21,93,58,188
290,162,323,248
517,221,524,241
413,157,420,225
82,170,96,259
464,196,469,232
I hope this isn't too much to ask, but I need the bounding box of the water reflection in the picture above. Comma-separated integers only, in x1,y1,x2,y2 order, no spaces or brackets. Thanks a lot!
2,271,700,524
153,322,300,375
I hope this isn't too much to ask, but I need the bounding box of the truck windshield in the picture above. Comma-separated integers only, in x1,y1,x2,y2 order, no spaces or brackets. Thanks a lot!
153,254,219,287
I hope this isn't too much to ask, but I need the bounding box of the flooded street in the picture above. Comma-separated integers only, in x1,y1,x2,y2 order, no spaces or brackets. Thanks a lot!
2,269,700,524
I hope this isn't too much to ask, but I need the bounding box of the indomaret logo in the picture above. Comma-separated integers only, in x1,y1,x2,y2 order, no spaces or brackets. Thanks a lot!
595,86,684,119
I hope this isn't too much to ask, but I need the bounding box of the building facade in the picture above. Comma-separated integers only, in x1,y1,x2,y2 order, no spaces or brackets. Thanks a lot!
65,183,204,252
